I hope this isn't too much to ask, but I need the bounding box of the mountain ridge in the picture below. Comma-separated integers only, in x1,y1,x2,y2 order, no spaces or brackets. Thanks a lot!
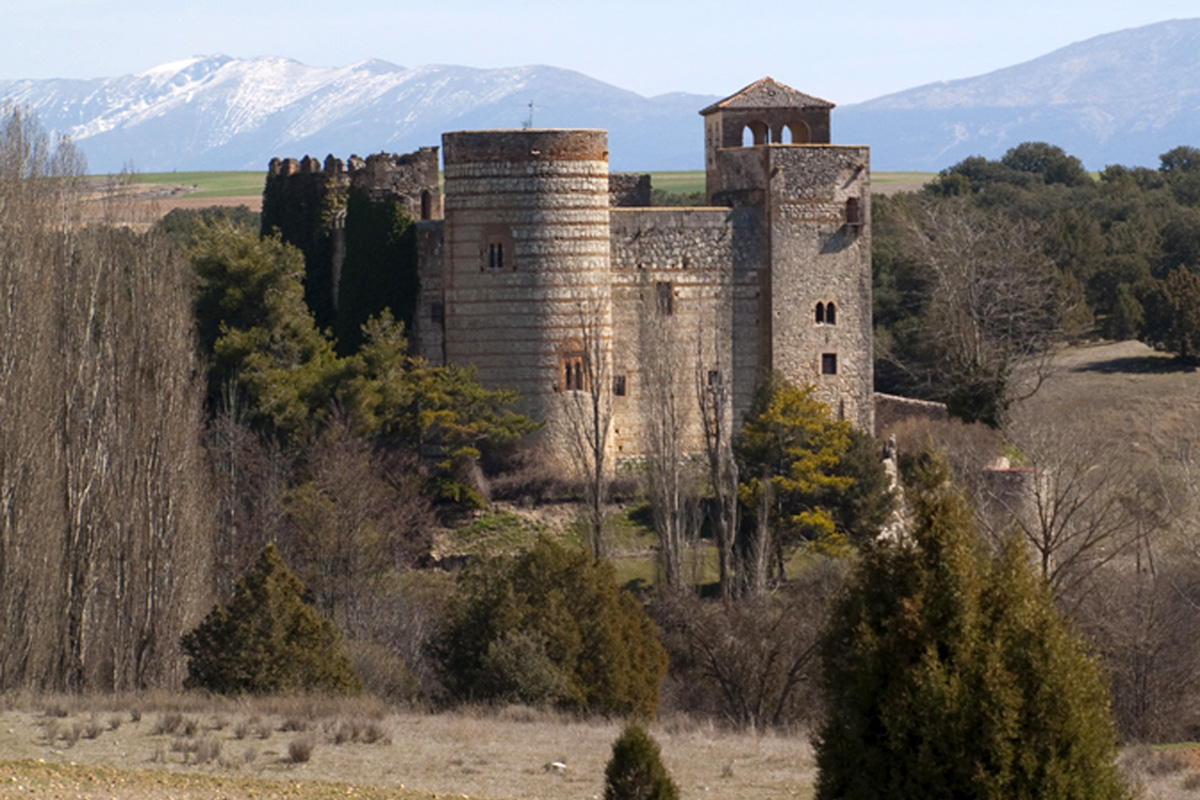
0,57,719,173
836,17,1200,170
3,18,1199,174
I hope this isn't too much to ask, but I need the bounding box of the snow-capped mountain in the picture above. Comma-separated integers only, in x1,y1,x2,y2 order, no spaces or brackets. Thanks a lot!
0,57,719,173
7,18,1200,176
837,18,1200,171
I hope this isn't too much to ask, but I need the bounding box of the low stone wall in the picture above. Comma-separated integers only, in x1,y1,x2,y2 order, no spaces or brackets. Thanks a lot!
874,392,949,433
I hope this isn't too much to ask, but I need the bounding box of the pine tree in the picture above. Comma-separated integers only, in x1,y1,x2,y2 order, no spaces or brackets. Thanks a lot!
815,460,1129,800
604,724,679,800
181,544,362,694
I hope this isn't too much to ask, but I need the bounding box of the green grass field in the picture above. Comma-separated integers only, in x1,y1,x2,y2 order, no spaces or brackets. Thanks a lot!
115,170,930,201
872,171,935,185
127,171,265,198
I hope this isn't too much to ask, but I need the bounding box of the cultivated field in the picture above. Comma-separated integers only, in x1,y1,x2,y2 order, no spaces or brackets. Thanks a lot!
106,170,930,220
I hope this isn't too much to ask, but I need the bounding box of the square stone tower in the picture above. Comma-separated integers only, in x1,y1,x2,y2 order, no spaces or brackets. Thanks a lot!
701,78,873,431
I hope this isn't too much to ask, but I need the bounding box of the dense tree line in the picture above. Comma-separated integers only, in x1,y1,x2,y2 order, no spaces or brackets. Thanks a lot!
875,141,1200,424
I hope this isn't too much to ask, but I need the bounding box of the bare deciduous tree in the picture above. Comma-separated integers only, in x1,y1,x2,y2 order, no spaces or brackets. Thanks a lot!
883,198,1084,425
696,332,740,599
561,286,614,560
641,300,701,588
977,417,1141,600
0,107,213,691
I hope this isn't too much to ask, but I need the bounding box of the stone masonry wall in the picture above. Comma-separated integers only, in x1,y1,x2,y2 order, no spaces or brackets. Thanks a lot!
440,130,612,464
608,207,744,458
761,144,873,431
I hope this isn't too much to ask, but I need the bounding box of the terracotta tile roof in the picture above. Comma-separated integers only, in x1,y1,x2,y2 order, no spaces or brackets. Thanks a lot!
699,77,834,115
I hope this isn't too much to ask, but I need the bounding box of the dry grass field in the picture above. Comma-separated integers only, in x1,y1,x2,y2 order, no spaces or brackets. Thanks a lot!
1012,339,1200,450
4,693,1200,800
0,694,817,800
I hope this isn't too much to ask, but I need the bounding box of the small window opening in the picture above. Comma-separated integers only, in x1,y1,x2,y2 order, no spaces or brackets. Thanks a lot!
420,190,432,221
560,356,588,392
845,197,863,230
613,375,627,396
656,281,674,316
815,302,825,324
496,243,504,270
826,302,837,325
707,370,722,386
822,353,838,375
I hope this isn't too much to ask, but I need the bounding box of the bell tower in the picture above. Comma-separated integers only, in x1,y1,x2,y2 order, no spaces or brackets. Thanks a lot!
701,77,834,204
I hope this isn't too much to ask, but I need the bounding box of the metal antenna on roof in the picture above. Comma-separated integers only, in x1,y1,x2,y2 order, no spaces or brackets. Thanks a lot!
522,101,535,129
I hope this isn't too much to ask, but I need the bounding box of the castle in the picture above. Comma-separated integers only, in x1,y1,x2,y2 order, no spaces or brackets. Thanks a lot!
265,78,873,463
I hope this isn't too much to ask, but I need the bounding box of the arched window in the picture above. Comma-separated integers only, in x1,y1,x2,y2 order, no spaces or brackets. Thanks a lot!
573,362,583,391
815,302,825,324
420,190,432,220
826,302,837,325
496,243,504,270
742,121,768,147
786,121,810,144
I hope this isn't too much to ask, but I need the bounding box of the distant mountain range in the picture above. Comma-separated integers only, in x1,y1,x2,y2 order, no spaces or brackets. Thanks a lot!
2,18,1198,174
838,18,1200,171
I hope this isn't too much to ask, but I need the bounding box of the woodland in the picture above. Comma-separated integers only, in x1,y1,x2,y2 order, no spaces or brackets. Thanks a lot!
6,101,1200,798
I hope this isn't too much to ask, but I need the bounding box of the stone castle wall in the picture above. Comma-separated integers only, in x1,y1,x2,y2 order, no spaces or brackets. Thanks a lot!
440,130,613,461
759,145,873,431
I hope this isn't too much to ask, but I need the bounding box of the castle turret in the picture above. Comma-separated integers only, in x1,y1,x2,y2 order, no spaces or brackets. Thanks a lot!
440,129,613,456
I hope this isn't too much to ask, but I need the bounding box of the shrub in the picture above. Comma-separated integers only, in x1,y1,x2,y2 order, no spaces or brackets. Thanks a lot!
604,724,679,800
815,460,1129,800
431,537,668,717
181,544,362,695
288,737,314,763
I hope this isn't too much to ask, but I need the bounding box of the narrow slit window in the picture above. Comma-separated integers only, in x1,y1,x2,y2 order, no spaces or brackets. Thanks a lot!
656,281,674,316
815,302,825,324
613,375,627,397
826,302,836,325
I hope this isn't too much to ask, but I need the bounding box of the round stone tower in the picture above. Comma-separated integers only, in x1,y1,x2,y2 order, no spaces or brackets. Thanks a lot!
440,129,613,457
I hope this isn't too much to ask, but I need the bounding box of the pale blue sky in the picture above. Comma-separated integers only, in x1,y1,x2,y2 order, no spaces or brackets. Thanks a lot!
6,0,1199,103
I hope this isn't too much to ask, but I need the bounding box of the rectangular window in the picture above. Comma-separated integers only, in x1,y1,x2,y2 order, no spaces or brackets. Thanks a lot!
707,370,722,386
822,353,838,375
845,197,863,230
613,375,627,397
656,281,674,316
